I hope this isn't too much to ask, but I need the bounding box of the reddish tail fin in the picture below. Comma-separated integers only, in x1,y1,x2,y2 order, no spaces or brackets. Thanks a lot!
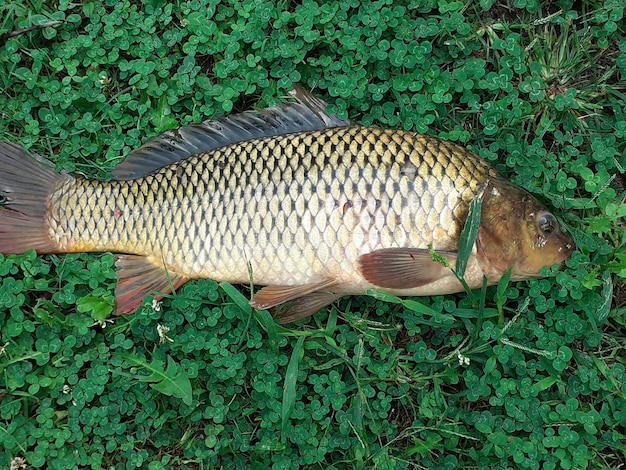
0,141,72,254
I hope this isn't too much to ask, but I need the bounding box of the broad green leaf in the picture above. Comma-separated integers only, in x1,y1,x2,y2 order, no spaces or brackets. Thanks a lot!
75,295,113,321
118,350,193,406
150,356,193,405
325,304,338,335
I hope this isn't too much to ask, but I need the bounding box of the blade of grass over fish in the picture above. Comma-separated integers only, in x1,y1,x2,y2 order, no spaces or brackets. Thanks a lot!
282,335,305,441
456,193,483,278
247,259,254,297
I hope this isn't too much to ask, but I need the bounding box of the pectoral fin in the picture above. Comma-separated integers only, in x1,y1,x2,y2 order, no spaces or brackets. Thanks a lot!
250,278,338,310
115,254,189,314
358,248,456,289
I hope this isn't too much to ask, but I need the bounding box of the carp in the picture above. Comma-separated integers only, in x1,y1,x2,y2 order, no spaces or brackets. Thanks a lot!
0,88,574,323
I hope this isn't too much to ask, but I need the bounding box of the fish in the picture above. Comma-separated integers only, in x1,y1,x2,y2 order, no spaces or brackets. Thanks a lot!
0,87,574,323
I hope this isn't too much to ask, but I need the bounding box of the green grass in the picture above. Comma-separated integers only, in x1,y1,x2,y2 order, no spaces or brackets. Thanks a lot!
1,0,625,468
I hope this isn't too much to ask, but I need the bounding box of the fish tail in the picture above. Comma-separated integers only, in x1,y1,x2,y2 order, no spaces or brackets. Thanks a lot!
0,141,71,254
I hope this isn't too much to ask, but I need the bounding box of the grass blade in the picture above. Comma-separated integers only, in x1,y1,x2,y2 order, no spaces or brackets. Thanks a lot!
402,299,455,324
253,307,281,351
219,281,252,314
597,271,613,324
365,289,402,304
456,192,483,278
281,336,305,441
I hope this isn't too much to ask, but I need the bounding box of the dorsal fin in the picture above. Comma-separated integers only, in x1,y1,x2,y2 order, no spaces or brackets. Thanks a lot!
112,86,353,180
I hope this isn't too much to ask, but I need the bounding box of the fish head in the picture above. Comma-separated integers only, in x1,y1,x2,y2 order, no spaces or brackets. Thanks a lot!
476,180,575,281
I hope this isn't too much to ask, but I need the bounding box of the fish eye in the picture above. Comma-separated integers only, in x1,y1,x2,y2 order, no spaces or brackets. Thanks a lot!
538,213,557,235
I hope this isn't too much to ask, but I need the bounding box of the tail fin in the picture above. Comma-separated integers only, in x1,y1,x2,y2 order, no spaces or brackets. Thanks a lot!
0,141,72,254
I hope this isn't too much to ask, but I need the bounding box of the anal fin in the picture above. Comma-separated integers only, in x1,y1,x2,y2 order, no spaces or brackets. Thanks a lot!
273,290,343,324
115,254,189,314
250,278,338,310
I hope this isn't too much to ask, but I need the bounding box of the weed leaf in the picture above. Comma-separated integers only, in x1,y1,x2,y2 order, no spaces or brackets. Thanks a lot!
75,295,113,320
118,350,193,405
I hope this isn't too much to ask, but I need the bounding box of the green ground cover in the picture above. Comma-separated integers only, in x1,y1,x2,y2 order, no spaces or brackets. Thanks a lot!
0,0,625,468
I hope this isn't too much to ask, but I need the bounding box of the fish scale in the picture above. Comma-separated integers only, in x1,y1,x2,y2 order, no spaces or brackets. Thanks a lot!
0,88,574,322
46,126,493,288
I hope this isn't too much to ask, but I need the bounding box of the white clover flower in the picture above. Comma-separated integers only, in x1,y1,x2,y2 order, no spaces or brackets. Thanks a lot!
157,324,173,344
11,456,27,470
91,319,114,329
457,353,470,366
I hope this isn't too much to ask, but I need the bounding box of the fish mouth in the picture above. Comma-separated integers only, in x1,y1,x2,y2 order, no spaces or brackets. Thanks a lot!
556,242,575,265
514,229,575,278
552,232,575,271
559,226,576,260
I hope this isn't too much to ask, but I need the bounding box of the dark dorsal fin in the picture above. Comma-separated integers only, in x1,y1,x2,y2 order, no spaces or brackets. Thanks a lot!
112,86,353,180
